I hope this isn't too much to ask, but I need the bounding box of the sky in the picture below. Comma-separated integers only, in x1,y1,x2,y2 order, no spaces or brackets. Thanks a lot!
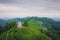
0,0,60,18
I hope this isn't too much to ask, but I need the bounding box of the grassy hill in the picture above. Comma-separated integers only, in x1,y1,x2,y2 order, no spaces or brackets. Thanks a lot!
0,27,50,40
22,17,60,40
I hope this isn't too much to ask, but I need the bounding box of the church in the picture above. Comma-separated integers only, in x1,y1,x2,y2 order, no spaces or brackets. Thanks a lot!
17,21,22,28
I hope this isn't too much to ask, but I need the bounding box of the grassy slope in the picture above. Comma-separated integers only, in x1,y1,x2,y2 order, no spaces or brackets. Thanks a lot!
0,27,50,40
27,19,42,30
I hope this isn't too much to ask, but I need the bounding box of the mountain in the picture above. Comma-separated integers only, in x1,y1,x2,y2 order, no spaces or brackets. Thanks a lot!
0,19,6,24
0,18,21,25
0,17,60,40
52,18,60,22
22,17,60,40
0,17,60,31
22,17,60,30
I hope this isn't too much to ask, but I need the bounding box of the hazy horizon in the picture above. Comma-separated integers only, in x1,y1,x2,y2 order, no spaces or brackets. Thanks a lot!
0,0,60,18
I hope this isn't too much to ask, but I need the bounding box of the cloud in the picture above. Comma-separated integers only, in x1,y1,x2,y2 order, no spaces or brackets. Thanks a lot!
0,0,60,18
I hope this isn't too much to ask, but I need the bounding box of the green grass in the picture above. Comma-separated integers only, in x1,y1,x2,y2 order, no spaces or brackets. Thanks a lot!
27,19,42,30
0,27,50,40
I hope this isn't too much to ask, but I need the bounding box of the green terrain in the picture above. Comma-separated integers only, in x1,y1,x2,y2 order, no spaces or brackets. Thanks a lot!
0,17,60,40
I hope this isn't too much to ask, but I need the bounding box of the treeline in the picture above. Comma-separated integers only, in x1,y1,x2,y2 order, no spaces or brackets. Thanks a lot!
0,21,17,33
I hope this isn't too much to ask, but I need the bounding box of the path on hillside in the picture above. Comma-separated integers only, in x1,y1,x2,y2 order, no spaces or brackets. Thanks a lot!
6,31,9,40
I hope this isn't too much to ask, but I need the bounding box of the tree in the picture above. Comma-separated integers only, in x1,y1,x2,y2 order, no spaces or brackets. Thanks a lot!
22,21,29,27
9,21,17,28
0,25,3,33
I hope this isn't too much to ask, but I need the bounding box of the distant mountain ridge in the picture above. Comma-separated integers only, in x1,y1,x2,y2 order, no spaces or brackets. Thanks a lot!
0,18,21,25
0,17,60,25
52,18,60,22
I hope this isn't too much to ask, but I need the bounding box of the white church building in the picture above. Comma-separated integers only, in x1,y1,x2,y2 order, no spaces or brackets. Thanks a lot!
17,21,22,28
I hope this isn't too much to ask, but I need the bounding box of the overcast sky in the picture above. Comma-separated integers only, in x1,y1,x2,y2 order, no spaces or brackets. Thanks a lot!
0,0,60,18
